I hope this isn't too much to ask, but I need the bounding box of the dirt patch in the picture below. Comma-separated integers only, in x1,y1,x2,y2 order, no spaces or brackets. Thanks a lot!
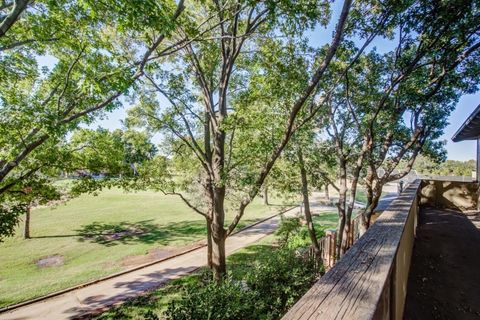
120,240,206,268
79,225,148,244
36,254,64,268
404,208,480,320
102,228,145,241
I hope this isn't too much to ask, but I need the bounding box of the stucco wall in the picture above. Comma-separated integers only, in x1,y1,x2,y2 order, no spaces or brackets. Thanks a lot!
419,180,479,211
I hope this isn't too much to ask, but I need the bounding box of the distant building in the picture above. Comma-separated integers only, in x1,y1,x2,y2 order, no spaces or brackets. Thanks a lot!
452,104,480,182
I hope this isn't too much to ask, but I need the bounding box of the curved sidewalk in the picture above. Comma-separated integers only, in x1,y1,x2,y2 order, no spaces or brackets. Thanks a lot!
0,207,301,320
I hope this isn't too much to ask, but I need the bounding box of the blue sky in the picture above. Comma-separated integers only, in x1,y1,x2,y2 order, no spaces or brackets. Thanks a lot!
87,1,478,161
440,94,478,161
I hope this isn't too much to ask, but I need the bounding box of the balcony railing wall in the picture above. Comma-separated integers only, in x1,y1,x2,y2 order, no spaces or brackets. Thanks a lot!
282,179,479,320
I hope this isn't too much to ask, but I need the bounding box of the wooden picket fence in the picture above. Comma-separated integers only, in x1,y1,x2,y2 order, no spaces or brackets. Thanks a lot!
308,215,363,270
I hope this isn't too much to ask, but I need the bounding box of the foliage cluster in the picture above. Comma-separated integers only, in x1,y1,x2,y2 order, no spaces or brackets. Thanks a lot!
408,156,476,177
275,215,326,249
164,222,320,320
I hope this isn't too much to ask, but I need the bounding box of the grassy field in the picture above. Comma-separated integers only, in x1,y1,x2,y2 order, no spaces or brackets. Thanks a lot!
355,189,368,204
97,211,338,319
0,188,294,308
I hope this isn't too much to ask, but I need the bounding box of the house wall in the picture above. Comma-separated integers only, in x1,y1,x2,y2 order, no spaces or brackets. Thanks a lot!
419,180,478,211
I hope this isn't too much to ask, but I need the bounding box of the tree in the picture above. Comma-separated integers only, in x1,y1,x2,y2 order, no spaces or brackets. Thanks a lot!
0,0,185,193
317,0,480,255
17,180,62,239
0,0,188,238
267,123,337,256
0,176,62,241
358,0,480,233
67,128,157,191
126,0,353,280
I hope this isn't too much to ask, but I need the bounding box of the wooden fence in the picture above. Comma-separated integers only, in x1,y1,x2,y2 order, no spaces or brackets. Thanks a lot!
308,214,363,270
285,180,421,320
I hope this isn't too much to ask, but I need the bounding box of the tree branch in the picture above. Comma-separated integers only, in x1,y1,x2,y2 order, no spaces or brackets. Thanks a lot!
0,0,29,38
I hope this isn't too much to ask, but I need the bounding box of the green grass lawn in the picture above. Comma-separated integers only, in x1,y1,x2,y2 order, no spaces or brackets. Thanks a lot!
312,211,338,232
355,188,391,205
0,188,294,308
355,189,368,204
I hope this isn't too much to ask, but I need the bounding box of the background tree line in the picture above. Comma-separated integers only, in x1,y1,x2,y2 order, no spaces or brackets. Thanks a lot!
405,155,476,177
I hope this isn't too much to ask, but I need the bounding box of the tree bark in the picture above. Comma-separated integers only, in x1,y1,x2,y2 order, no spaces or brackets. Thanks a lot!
336,159,347,259
263,184,269,205
206,217,213,268
23,205,31,239
324,183,330,200
298,150,321,255
336,215,345,262
211,226,226,281
342,168,361,252
211,186,227,281
360,183,382,235
0,0,29,38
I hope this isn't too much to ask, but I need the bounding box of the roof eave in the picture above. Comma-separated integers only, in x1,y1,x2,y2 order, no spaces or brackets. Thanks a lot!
452,103,480,142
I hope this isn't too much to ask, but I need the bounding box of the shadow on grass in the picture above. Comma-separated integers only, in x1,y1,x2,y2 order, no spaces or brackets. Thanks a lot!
74,218,264,247
75,220,207,247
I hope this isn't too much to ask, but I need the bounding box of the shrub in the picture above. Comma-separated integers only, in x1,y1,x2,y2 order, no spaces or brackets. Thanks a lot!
164,246,320,320
246,247,318,319
275,216,301,244
164,277,260,320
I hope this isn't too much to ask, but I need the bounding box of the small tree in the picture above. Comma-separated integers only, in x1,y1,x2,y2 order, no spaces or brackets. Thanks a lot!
0,177,61,240
269,127,336,256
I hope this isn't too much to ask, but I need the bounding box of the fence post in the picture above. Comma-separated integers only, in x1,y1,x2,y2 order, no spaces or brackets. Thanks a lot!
350,219,355,247
325,229,336,267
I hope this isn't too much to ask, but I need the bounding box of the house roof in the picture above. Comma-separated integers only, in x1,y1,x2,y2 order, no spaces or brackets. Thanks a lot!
452,104,480,142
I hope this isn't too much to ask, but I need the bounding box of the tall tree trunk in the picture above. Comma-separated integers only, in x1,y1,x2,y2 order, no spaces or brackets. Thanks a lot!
324,183,330,200
336,159,347,259
336,215,345,262
206,217,213,268
298,150,321,255
211,229,226,281
343,171,361,252
211,186,227,281
23,205,31,239
360,168,375,235
263,183,269,205
360,182,383,235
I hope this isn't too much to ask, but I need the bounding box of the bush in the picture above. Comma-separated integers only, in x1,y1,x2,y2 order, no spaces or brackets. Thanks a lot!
246,247,318,319
275,216,301,244
164,246,320,320
164,276,260,320
164,220,323,320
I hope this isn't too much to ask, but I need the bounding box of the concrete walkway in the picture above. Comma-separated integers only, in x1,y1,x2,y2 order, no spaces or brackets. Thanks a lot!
1,206,306,320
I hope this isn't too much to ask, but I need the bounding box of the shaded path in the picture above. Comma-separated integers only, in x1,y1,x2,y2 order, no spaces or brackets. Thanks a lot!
0,206,306,320
404,208,480,320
